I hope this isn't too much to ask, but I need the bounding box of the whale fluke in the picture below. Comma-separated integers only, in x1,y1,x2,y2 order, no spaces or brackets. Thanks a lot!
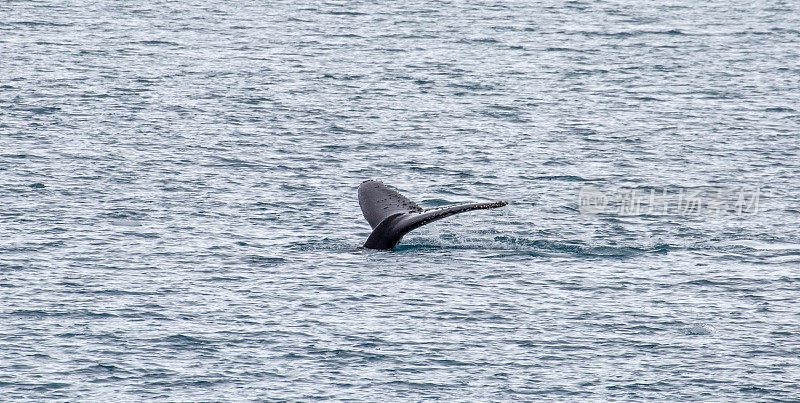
358,180,508,250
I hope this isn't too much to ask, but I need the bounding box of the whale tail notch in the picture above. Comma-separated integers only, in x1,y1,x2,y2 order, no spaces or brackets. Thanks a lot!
358,180,508,250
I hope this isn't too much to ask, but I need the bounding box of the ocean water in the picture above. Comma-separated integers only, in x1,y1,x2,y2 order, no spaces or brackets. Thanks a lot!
2,0,800,400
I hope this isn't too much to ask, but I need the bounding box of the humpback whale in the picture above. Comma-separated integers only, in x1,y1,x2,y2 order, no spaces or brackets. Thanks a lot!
358,180,508,250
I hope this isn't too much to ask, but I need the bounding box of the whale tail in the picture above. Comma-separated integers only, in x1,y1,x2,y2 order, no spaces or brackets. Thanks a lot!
358,180,508,250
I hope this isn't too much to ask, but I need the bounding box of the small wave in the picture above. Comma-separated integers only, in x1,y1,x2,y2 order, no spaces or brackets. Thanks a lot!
324,10,366,16
457,37,500,44
13,21,72,27
10,309,117,318
721,240,800,251
155,334,218,351
394,234,671,258
247,255,287,265
289,238,356,252
137,40,180,46
76,363,130,375
163,334,207,344
764,106,795,112
382,380,455,390
528,175,595,182
683,323,715,335
31,382,72,391
18,106,60,114
110,219,142,227
578,29,685,38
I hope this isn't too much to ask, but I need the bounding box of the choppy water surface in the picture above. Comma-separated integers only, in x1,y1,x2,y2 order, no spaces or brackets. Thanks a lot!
2,0,800,400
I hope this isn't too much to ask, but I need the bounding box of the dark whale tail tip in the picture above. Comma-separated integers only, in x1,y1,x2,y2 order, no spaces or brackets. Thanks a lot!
358,180,507,250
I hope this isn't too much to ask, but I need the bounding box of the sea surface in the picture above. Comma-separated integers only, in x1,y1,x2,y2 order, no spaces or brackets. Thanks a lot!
2,0,800,400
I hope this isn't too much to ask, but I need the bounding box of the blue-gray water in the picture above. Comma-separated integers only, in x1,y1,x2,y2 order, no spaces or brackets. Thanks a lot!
2,0,800,400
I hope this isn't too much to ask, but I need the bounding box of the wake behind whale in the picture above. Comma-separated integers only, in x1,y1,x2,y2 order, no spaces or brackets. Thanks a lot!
358,180,508,250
